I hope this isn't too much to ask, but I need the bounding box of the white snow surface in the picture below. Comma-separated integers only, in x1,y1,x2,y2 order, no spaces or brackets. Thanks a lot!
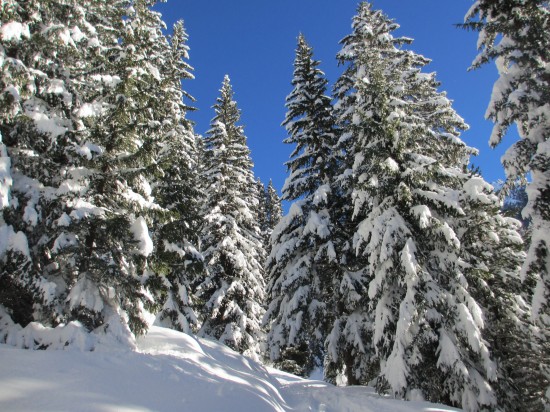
0,326,461,412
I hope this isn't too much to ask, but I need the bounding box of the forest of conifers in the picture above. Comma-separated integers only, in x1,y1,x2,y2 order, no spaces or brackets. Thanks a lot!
0,1,548,411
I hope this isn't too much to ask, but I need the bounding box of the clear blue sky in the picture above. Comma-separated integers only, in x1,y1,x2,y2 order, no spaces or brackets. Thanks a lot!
154,0,516,199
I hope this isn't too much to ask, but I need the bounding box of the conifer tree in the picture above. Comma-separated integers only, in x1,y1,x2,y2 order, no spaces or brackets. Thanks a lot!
326,4,530,410
265,34,337,376
198,76,266,360
0,0,58,329
457,176,546,411
44,0,178,339
0,0,192,344
0,132,32,327
148,20,204,334
463,4,550,405
0,0,134,338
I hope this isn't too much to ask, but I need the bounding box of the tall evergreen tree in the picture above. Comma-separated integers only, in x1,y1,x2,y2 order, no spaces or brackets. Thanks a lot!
148,20,204,334
265,34,338,376
198,76,266,360
463,2,550,406
0,0,69,330
326,4,530,410
0,0,142,340
457,176,545,411
0,0,194,345
43,0,176,339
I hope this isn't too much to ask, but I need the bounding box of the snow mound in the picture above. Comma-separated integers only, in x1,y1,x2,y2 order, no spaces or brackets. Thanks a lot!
0,326,461,411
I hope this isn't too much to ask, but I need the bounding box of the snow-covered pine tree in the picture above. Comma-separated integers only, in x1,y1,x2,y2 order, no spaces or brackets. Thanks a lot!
463,4,550,405
325,3,383,384
253,178,281,259
0,129,32,328
43,0,195,339
255,178,283,254
146,19,204,334
326,3,525,409
0,0,56,329
0,0,205,345
0,0,196,345
198,76,266,360
265,34,338,376
0,0,130,339
456,175,546,411
38,0,183,340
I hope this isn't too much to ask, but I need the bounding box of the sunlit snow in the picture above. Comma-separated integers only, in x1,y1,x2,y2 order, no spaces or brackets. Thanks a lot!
0,326,461,412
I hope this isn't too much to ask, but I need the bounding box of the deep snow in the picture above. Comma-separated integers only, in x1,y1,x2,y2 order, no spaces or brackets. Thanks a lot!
0,326,460,411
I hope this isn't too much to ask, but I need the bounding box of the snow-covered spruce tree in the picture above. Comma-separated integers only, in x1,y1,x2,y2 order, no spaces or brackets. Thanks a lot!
2,0,192,344
0,0,133,339
0,0,202,344
0,0,58,329
147,20,204,334
463,4,550,405
265,34,338,376
42,0,192,340
36,0,185,340
325,3,527,409
456,175,547,411
198,76,266,360
324,3,380,384
0,129,33,328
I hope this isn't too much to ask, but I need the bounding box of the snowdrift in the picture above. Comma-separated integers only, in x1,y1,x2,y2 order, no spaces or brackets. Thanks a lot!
0,326,460,411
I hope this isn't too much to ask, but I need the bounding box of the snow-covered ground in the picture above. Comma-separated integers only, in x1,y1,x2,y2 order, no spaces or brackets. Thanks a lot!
0,326,460,411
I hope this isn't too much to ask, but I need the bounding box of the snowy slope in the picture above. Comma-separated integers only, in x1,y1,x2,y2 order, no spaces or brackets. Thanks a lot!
0,326,460,412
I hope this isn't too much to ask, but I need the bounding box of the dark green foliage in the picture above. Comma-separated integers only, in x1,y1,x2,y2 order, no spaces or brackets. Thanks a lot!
324,4,532,411
147,20,204,334
265,34,338,377
198,76,266,359
0,251,33,326
463,2,550,407
0,0,202,344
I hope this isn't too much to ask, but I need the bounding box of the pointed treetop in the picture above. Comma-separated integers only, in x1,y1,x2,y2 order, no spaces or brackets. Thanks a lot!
293,33,319,75
296,32,308,49
217,75,236,107
212,75,235,110
338,1,411,63
222,74,232,92
210,75,243,131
